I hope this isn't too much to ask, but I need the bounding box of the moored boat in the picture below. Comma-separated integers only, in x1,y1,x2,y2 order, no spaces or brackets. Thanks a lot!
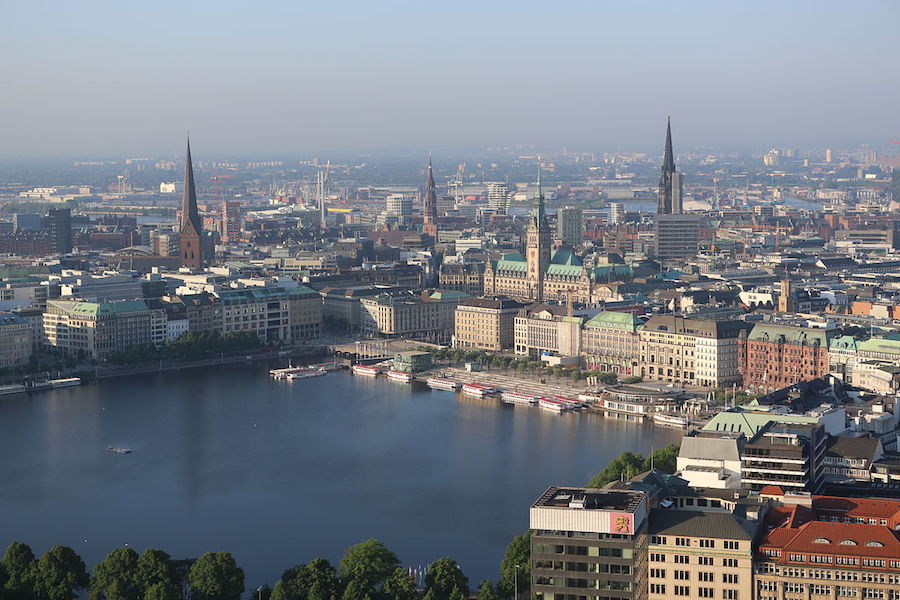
539,397,576,413
653,413,690,428
427,377,460,391
307,362,343,372
50,377,81,388
501,391,541,406
461,383,496,397
286,368,326,380
0,384,26,396
386,369,413,383
352,364,381,377
106,446,132,454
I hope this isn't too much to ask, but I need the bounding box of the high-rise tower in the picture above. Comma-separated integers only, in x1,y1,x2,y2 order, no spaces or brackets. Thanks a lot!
422,156,438,239
179,137,203,270
525,166,551,301
657,117,682,215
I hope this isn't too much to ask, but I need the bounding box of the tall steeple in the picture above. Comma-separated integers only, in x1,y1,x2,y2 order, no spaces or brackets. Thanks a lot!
422,154,438,239
657,117,680,215
179,135,203,270
526,161,551,301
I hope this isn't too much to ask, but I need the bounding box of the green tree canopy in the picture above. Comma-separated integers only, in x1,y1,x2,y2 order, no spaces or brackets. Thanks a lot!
188,553,244,600
497,532,530,600
476,580,499,600
381,568,418,600
273,558,338,600
135,549,176,593
90,548,139,600
338,539,399,593
144,582,180,600
585,444,680,488
423,558,468,600
34,546,88,600
2,542,37,600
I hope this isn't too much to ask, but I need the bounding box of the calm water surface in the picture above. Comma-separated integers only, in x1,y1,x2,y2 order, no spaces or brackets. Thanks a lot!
0,363,680,586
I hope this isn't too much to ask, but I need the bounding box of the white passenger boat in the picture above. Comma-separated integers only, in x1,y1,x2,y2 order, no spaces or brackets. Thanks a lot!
0,384,26,396
270,366,310,379
653,413,690,428
50,377,81,388
386,369,413,383
539,397,576,413
501,391,541,406
106,446,132,454
286,368,326,380
307,362,343,372
552,395,584,409
461,383,496,397
352,364,381,377
426,377,460,391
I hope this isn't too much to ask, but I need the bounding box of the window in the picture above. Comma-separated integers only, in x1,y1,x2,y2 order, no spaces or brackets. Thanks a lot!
675,555,689,564
723,590,738,599
675,570,690,581
650,569,666,579
698,572,714,582
650,584,667,595
650,553,666,562
699,539,715,548
674,586,690,596
723,574,738,584
698,556,714,566
722,558,738,568
698,588,714,598
723,540,739,550
675,537,690,546
651,536,667,545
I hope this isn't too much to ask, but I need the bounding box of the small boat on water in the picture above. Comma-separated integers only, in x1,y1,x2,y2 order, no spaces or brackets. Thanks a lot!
427,377,460,391
307,362,343,372
386,369,413,383
352,364,381,377
539,397,578,413
50,377,81,388
270,366,311,379
106,446,132,454
552,394,584,408
286,368,326,380
0,384,27,396
502,391,541,406
653,413,690,428
461,383,496,397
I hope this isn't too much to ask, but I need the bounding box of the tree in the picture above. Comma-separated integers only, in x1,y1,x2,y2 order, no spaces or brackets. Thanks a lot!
497,531,530,600
596,371,617,384
424,558,468,600
338,539,399,594
586,451,645,488
90,548,139,600
188,553,244,600
643,444,680,474
144,583,180,600
476,580,499,600
339,578,372,600
2,542,37,600
135,549,176,593
381,568,418,600
621,376,642,384
33,546,88,600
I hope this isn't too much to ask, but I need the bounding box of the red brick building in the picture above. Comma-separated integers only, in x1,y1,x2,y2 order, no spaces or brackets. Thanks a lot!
739,324,836,393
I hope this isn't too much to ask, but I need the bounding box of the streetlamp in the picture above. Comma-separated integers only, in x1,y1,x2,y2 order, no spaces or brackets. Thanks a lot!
256,586,263,600
514,564,520,600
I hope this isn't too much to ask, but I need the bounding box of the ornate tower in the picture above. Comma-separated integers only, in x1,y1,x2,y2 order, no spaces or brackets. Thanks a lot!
525,166,552,301
179,136,203,270
422,155,438,239
657,117,682,215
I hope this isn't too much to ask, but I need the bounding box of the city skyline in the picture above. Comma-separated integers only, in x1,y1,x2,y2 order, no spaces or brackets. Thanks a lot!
2,1,899,158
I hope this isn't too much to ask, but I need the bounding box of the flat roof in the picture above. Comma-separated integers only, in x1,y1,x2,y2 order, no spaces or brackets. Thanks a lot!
532,486,645,513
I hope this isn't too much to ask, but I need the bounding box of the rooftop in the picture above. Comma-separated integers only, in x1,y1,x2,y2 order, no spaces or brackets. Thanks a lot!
532,486,645,513
648,509,755,541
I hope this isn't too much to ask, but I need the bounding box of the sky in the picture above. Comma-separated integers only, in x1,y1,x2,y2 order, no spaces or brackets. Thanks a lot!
2,0,899,158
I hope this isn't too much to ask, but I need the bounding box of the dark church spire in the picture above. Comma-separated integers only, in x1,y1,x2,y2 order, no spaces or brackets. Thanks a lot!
657,117,679,215
422,153,437,225
181,135,202,235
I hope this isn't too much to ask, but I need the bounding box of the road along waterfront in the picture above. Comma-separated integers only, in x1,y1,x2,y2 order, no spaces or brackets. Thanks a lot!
0,361,681,588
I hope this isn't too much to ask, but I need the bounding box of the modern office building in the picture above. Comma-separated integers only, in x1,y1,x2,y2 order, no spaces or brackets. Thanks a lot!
0,312,33,368
654,214,700,259
216,285,322,343
557,206,584,246
531,486,649,600
47,208,72,253
220,201,241,243
386,194,413,224
609,202,624,225
487,182,510,215
44,299,151,358
741,421,826,492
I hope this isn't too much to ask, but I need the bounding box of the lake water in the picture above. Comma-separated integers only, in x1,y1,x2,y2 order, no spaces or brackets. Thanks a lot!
0,363,681,587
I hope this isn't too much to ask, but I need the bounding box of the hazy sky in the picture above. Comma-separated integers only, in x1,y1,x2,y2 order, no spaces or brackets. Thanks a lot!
3,0,899,158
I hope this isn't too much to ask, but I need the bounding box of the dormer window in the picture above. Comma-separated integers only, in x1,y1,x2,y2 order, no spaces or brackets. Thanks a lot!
812,537,831,544
839,539,857,546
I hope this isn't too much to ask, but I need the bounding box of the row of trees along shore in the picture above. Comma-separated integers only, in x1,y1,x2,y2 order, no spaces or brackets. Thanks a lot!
1,447,678,600
0,536,529,600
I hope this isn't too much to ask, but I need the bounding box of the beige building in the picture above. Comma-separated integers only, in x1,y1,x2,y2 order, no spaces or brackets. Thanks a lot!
0,312,33,368
44,299,150,358
648,506,755,600
640,315,752,387
581,311,644,375
514,303,583,359
359,290,468,344
453,297,526,352
216,285,322,343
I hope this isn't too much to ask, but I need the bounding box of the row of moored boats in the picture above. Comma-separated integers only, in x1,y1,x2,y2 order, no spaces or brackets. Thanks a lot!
269,363,342,380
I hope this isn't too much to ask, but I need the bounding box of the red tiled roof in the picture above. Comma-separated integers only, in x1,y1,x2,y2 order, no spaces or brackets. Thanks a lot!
760,521,900,562
760,485,786,496
812,495,900,524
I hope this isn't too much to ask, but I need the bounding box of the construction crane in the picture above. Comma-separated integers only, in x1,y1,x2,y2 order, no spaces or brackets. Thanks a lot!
209,174,235,206
451,163,466,206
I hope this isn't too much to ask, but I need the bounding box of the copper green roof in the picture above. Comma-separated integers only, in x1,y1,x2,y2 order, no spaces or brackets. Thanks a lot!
746,323,834,346
216,285,318,305
829,335,859,351
550,248,582,266
48,299,149,317
857,336,900,357
584,311,644,331
429,290,470,300
702,408,820,435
